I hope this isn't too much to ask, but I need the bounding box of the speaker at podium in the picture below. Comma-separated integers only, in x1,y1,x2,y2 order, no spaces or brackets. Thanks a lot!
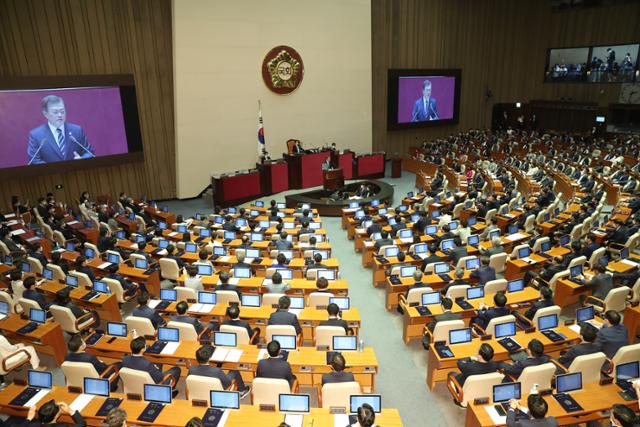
323,168,344,191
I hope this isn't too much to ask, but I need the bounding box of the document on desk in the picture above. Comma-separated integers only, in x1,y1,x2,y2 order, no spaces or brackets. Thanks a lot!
6,220,18,226
217,410,231,427
622,259,639,268
147,300,161,309
399,237,413,244
169,232,179,237
228,278,240,285
97,262,112,269
219,256,231,263
10,229,26,236
156,249,168,256
484,406,507,425
189,303,214,313
363,241,373,247
257,349,268,362
70,394,94,412
67,220,79,225
161,342,180,355
25,389,50,407
211,347,229,362
334,414,351,427
505,232,527,241
284,414,303,427
26,236,40,242
225,349,243,362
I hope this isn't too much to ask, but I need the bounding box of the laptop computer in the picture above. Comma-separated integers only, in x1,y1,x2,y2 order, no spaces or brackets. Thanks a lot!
539,314,565,342
202,391,240,427
553,372,584,412
9,370,52,406
86,377,123,416
495,321,521,353
138,384,172,423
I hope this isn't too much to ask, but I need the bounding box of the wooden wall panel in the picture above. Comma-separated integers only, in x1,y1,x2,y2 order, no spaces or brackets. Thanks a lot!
372,0,640,155
0,0,175,211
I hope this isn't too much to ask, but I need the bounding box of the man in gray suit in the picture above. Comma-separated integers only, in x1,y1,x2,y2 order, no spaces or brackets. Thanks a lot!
322,352,355,385
595,310,628,358
274,232,293,251
506,393,558,427
426,297,461,333
256,340,296,386
480,236,504,259
582,264,613,301
268,296,302,335
170,301,205,334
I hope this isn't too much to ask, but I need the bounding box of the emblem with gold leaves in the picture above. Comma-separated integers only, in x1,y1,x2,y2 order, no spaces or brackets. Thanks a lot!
262,45,304,95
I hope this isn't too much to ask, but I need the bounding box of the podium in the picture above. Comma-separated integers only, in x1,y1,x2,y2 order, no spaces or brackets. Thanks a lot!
323,168,344,191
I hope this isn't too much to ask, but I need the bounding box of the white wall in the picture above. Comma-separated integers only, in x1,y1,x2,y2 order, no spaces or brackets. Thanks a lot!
173,0,372,198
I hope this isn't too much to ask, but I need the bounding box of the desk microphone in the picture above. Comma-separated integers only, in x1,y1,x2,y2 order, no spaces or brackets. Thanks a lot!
68,132,95,158
27,139,47,165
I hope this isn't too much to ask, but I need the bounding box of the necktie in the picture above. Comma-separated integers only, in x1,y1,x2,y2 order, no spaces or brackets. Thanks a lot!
56,128,66,155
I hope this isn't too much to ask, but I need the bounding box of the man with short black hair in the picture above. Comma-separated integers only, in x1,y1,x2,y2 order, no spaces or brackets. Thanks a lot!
319,303,349,333
503,339,550,379
471,291,510,331
506,393,558,426
23,276,51,310
131,293,166,329
256,341,296,386
25,399,86,427
216,272,241,297
268,296,302,335
265,272,290,294
121,336,181,393
523,286,554,321
104,408,127,427
170,301,204,334
608,403,640,427
595,310,628,358
222,305,259,344
322,352,355,385
315,277,331,292
450,343,502,386
426,297,461,333
558,323,599,368
65,334,118,391
188,345,250,398
470,256,496,287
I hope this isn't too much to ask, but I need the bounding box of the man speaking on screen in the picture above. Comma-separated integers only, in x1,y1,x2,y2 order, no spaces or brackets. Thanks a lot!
27,95,94,164
411,79,439,122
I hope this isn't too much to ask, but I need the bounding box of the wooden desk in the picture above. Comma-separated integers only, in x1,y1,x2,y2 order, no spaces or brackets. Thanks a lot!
384,270,473,311
465,383,636,427
0,314,67,364
624,305,640,343
86,259,161,297
177,276,349,297
426,325,580,390
36,280,121,322
503,247,570,280
0,384,404,427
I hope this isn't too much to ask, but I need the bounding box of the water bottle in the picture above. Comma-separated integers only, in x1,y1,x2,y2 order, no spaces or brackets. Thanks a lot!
359,338,364,352
131,328,138,339
531,383,539,395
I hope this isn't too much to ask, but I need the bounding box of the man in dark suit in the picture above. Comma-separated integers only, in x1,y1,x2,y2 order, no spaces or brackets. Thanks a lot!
27,95,94,165
222,216,239,232
471,291,510,331
74,255,95,282
421,244,442,271
97,227,113,253
440,268,468,296
268,296,302,335
582,264,613,301
503,339,551,379
561,242,582,268
319,303,349,333
217,272,241,297
449,343,502,386
595,310,628,358
165,244,185,269
446,236,468,264
373,230,394,250
24,399,86,427
256,340,296,386
427,298,461,332
170,301,205,334
22,276,51,310
30,243,49,268
322,352,355,386
608,220,629,245
557,323,599,368
274,232,293,251
580,234,600,260
411,80,439,122
506,393,558,427
222,304,259,344
121,337,181,392
297,221,313,237
65,334,118,391
188,345,250,397
131,292,166,329
470,257,496,287
522,286,554,322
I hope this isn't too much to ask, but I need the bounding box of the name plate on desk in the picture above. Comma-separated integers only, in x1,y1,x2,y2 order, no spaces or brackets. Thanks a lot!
259,404,276,412
299,366,313,373
192,399,207,407
67,386,82,394
329,407,346,414
363,366,376,373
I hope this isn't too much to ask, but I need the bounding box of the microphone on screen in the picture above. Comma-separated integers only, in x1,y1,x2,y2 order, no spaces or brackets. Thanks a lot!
27,139,47,165
68,132,95,158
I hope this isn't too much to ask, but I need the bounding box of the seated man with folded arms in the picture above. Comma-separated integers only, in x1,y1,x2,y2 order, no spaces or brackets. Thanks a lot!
268,296,302,336
121,336,181,394
222,304,259,344
594,310,628,359
322,352,355,385
448,343,502,387
170,301,205,334
24,400,86,427
131,292,166,329
557,323,599,369
507,393,558,427
320,303,350,333
256,340,296,387
502,339,550,380
470,291,510,332
65,334,118,391
188,345,250,398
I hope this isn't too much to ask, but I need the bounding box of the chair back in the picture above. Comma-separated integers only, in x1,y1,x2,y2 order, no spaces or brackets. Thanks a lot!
548,270,570,292
159,258,180,281
124,316,156,337
252,378,291,406
17,298,41,317
509,244,529,260
484,315,516,337
47,264,66,281
220,325,251,345
186,375,225,400
524,215,536,233
570,224,583,243
26,257,43,275
61,361,100,388
175,286,197,302
532,237,550,254
130,253,146,263
106,250,123,264
166,320,198,341
484,209,497,224
308,292,332,308
0,291,17,313
315,326,346,348
631,277,640,303
70,271,92,289
532,305,561,330
588,248,606,268
102,278,128,303
601,286,631,312
489,253,508,274
445,285,470,300
456,256,476,270
84,243,100,258
119,367,153,396
286,139,298,154
568,352,607,384
215,290,240,305
405,287,434,305
306,269,319,280
484,279,507,294
321,382,361,409
266,325,297,343
517,363,555,391
265,267,278,278
611,343,640,367
433,320,466,344
52,230,66,247
377,245,397,256
50,305,90,334
459,372,504,407
568,256,586,269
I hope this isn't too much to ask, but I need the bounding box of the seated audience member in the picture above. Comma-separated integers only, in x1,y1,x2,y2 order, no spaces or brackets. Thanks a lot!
298,221,313,236
73,256,95,282
23,276,51,310
24,399,86,427
480,236,504,258
506,393,558,427
256,340,296,386
275,232,293,251
315,276,331,292
195,249,213,268
322,352,355,385
353,403,377,427
594,310,628,358
440,267,466,296
557,323,599,368
469,256,496,287
374,230,394,250
446,236,468,264
265,271,291,294
165,244,185,269
131,292,166,329
449,343,502,387
605,403,640,427
55,287,99,325
222,304,260,344
97,227,112,253
426,297,461,333
503,339,550,379
522,285,554,321
271,253,289,269
581,264,613,303
65,334,117,391
121,336,181,393
170,301,205,334
421,244,442,271
50,252,70,275
188,345,250,397
9,270,25,301
104,408,127,427
132,241,152,262
525,256,564,285
268,296,302,335
184,265,203,292
105,264,139,296
320,303,349,333
216,272,241,297
306,252,327,272
471,291,510,331
29,243,48,268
